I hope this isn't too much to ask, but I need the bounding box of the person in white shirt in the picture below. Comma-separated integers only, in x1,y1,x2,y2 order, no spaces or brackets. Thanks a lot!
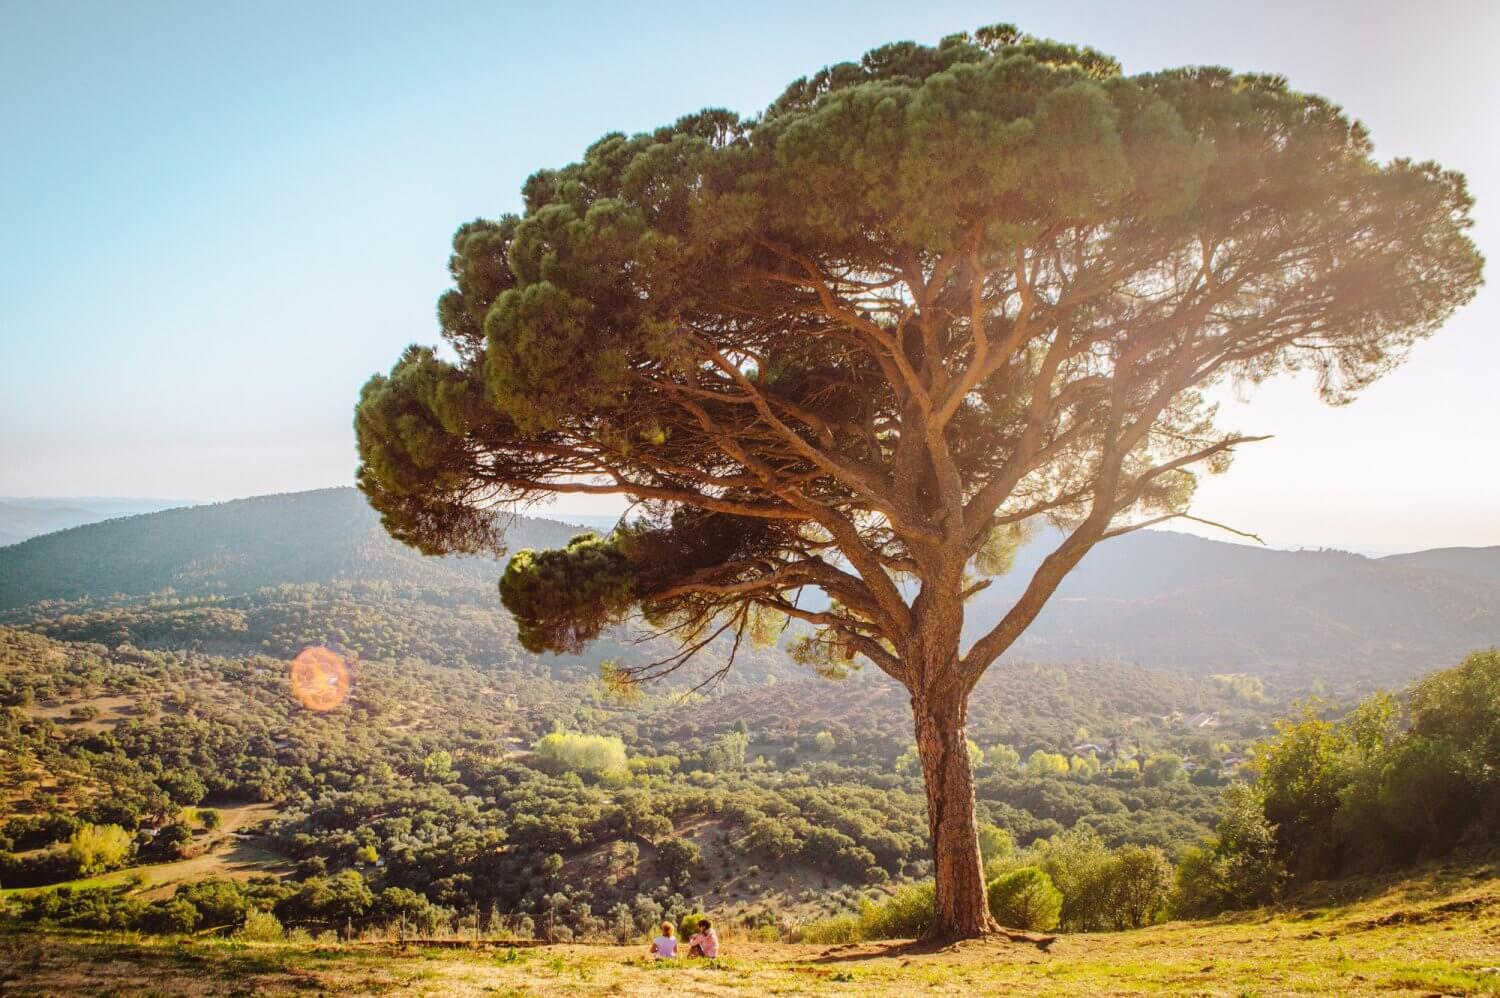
650,921,677,959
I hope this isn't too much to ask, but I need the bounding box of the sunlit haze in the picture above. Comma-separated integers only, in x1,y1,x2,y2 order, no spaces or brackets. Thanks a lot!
2,0,1495,552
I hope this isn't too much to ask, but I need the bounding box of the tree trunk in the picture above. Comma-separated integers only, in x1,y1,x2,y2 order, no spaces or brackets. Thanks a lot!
912,682,998,940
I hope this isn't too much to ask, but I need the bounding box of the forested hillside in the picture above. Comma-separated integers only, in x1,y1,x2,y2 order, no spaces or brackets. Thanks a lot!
970,529,1500,686
1,488,1494,947
4,489,1495,691
0,620,1265,932
0,489,579,608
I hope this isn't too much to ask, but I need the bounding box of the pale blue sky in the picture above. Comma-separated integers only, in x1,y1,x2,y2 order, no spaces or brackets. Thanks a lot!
1,1,1495,550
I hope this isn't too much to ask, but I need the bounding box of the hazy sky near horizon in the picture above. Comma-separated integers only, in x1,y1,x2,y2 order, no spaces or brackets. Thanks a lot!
1,0,1496,552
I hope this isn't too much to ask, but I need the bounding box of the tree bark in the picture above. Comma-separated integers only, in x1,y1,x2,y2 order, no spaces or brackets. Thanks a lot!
912,682,999,940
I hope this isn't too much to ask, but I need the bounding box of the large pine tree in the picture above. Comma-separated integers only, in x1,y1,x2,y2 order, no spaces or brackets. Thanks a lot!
355,26,1481,938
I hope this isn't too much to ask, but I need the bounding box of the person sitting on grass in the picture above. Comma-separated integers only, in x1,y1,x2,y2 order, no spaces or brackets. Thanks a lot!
649,921,676,959
687,918,718,959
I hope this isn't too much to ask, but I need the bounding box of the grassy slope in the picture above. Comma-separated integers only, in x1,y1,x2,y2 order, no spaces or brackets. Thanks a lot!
3,858,1497,996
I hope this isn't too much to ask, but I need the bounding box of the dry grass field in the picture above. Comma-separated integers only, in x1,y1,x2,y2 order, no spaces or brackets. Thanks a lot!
3,857,1497,996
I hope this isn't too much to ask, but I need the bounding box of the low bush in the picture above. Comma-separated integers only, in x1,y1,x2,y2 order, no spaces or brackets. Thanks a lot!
859,881,934,939
239,909,285,942
987,867,1062,932
799,881,936,942
797,912,861,944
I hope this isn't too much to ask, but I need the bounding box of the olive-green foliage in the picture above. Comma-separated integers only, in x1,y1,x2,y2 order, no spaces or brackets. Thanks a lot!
66,824,132,877
991,829,1174,931
1173,783,1287,916
158,770,207,806
798,911,863,944
1141,755,1183,787
858,881,936,940
655,837,701,891
987,744,1021,773
1104,845,1175,930
987,867,1062,931
147,897,201,934
175,879,252,929
1026,826,1114,931
678,910,707,937
707,730,749,772
977,822,1014,869
1026,750,1069,778
799,880,938,942
6,879,300,936
1248,650,1499,885
500,534,634,654
422,750,457,781
275,871,375,928
1254,702,1353,877
374,887,451,936
238,909,285,942
5,885,147,930
1409,648,1500,784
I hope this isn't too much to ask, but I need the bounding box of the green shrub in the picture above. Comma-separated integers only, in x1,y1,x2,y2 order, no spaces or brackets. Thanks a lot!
798,912,861,943
239,908,285,942
531,729,629,777
858,881,934,939
987,867,1062,932
1173,784,1287,917
1029,826,1115,931
978,823,1014,868
145,897,201,934
1105,845,1174,930
795,881,936,942
11,885,146,930
176,879,250,929
67,823,133,876
678,911,708,937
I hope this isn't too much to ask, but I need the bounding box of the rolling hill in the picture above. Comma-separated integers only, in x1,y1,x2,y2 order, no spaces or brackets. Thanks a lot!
1381,544,1500,584
972,530,1500,684
0,487,1495,689
0,488,580,608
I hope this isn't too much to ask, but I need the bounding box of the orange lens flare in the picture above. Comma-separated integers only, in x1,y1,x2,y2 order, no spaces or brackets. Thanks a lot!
290,646,351,712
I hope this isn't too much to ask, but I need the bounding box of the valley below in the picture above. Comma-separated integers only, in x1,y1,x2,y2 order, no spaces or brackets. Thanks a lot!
0,489,1496,995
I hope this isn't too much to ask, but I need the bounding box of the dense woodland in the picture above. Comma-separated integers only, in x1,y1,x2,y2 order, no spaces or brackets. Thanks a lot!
0,492,1495,943
0,601,1266,937
4,608,1495,942
3,489,1496,694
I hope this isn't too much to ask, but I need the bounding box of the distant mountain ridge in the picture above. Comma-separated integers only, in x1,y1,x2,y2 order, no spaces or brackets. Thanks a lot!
0,488,583,609
1380,546,1500,585
976,530,1500,684
0,487,1495,687
0,497,198,547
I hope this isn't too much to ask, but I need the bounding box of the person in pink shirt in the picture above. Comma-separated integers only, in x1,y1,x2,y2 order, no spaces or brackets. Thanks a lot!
687,918,718,959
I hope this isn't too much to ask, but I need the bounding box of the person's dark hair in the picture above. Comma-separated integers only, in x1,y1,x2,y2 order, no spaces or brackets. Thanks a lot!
699,919,711,930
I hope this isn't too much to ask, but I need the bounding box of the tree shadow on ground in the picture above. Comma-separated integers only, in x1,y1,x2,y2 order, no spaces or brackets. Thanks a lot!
805,931,1056,965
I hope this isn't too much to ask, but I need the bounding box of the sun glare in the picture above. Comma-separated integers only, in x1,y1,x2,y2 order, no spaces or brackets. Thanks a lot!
290,645,351,712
